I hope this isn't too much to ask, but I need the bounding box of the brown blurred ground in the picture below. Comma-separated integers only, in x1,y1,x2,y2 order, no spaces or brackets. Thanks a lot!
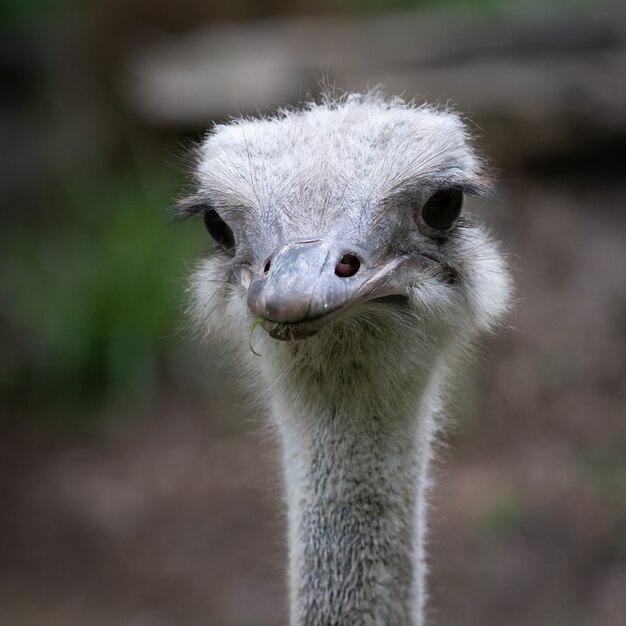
1,2,625,626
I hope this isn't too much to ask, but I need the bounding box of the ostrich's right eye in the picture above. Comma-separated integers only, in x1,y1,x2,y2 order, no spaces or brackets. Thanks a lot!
203,208,235,251
420,188,463,232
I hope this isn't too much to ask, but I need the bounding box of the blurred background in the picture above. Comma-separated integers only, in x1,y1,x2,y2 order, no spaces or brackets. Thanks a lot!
1,1,625,625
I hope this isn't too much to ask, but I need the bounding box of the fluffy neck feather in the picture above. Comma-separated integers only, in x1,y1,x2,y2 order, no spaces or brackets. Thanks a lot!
260,318,451,626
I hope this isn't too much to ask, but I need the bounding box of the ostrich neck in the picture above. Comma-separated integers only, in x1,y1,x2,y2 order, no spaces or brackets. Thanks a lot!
269,349,442,626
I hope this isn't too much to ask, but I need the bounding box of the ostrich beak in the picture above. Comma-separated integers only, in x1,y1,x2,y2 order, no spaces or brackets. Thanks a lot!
246,239,432,341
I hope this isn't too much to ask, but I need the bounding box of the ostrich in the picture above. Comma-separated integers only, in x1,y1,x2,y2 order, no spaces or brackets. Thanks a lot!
175,92,511,626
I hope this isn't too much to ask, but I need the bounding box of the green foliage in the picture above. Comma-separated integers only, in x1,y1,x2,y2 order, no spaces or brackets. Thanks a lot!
580,446,626,516
0,0,79,34
0,158,205,415
474,488,527,539
328,0,613,15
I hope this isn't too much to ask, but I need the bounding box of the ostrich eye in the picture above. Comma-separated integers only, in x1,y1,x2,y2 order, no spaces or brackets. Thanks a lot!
421,188,463,231
203,208,235,251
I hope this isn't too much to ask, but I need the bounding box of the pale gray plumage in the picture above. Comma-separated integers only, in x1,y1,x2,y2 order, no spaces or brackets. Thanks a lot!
178,91,511,625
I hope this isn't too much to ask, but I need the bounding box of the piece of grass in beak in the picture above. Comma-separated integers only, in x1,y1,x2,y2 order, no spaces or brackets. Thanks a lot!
249,316,265,356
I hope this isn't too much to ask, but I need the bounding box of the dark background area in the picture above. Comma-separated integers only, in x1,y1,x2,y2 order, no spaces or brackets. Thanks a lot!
1,1,625,625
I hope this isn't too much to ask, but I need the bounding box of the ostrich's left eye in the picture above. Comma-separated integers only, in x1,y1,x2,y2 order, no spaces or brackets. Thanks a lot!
421,189,463,231
204,208,236,251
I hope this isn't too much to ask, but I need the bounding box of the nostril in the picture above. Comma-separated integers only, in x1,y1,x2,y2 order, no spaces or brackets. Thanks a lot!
335,253,360,278
263,258,272,274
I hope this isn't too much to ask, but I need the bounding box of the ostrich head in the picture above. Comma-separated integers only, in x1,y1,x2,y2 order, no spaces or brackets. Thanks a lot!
178,93,509,362
176,92,511,625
